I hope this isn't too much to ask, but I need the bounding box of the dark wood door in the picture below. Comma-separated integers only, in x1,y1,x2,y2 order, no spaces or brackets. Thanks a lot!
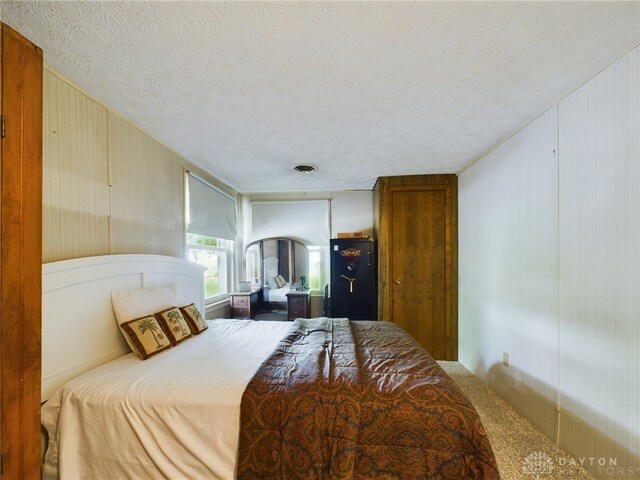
390,189,447,359
374,175,457,360
1,23,43,479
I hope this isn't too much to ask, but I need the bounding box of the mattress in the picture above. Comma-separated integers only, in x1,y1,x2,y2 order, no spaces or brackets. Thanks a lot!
42,319,293,480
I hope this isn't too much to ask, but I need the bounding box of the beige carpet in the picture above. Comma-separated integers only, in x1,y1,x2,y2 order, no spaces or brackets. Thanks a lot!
439,361,596,480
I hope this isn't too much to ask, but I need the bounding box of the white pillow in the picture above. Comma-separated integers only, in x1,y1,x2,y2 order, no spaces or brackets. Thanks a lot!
274,274,287,288
111,285,177,354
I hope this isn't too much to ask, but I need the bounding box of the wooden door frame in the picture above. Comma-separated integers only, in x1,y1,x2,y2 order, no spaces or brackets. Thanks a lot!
1,23,43,479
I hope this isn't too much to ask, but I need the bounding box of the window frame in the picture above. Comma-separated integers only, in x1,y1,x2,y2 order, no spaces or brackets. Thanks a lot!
186,235,234,304
184,171,237,305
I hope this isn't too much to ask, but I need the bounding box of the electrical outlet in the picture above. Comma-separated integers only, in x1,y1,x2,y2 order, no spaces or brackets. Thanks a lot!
502,351,510,367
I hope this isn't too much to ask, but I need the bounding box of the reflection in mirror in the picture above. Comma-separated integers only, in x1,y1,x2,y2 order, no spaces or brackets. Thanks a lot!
245,243,260,285
244,238,309,311
245,238,309,289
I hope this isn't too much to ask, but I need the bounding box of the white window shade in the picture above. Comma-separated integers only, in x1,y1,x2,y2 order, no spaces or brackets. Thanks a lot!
187,173,236,240
251,201,329,245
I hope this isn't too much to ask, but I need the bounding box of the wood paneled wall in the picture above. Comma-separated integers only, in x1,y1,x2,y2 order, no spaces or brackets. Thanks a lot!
42,69,235,263
558,46,639,473
458,106,558,439
459,45,639,479
107,113,183,256
43,72,109,260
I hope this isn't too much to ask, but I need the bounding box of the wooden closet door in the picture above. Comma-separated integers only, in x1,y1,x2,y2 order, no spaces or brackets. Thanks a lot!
391,188,448,359
374,175,457,361
1,23,43,479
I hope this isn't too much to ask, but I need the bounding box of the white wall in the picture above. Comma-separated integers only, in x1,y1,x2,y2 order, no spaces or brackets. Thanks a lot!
330,191,374,238
246,190,374,240
459,46,639,479
206,301,231,320
558,47,639,473
459,105,559,439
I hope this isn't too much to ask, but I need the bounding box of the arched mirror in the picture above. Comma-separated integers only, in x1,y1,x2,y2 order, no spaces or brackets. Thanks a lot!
245,238,309,311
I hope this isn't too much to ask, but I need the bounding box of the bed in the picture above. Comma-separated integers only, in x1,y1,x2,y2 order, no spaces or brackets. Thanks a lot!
262,255,291,309
41,254,499,479
265,282,291,302
42,319,291,479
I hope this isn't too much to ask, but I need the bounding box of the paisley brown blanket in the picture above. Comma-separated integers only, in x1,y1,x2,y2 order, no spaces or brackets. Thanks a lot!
238,318,499,479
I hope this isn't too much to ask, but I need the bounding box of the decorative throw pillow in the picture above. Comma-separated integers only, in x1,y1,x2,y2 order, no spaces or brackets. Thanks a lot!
274,274,286,288
155,307,192,345
179,303,208,335
111,284,177,356
120,315,172,360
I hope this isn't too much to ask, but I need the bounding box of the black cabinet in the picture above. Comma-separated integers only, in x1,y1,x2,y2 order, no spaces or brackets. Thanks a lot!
330,238,377,320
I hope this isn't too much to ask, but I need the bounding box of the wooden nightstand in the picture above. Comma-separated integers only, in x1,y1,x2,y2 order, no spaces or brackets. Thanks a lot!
230,290,259,319
286,291,311,320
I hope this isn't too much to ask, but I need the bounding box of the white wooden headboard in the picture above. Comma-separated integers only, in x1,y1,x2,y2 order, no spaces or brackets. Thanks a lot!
42,254,206,401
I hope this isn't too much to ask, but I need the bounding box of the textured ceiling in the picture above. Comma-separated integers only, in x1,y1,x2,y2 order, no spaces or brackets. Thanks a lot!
3,2,639,192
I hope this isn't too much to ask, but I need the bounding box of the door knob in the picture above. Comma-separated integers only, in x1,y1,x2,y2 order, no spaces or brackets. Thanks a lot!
394,279,402,285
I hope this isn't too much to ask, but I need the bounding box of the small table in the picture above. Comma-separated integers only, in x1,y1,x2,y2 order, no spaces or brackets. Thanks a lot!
286,291,311,321
230,289,260,319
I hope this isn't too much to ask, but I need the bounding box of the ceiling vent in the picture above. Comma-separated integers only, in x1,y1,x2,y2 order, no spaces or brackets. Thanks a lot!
293,164,317,174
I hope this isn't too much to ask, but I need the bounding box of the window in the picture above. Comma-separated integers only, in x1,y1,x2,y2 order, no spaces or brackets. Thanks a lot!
187,234,233,301
185,172,237,302
307,245,329,292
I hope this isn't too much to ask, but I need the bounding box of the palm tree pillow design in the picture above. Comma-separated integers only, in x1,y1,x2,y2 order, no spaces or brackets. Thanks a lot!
155,307,192,345
180,303,207,334
121,315,172,360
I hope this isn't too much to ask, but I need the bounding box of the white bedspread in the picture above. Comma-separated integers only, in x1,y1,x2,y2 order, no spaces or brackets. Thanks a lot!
268,282,291,303
42,319,292,480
